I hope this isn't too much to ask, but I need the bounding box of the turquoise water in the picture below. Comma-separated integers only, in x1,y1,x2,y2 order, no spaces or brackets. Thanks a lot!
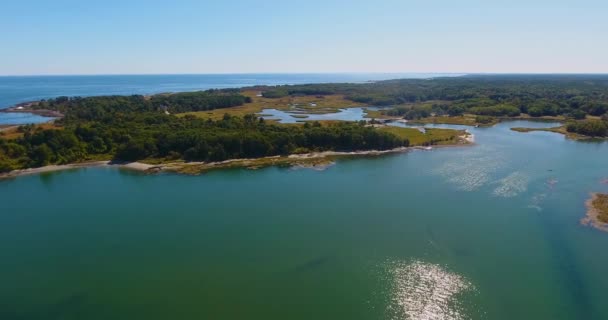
2,121,608,319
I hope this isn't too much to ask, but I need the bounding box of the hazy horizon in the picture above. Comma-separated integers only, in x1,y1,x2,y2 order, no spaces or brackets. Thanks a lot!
3,72,608,77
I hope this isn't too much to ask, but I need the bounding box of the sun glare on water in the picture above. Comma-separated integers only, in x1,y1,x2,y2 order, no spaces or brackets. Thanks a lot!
383,260,475,320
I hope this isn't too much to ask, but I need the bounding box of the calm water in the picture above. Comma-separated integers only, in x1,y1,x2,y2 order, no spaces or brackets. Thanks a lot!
2,121,608,320
259,107,371,123
0,113,55,125
0,73,458,120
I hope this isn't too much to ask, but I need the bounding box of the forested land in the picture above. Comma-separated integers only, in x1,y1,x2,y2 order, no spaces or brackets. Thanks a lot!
3,75,608,173
258,75,608,136
0,91,408,172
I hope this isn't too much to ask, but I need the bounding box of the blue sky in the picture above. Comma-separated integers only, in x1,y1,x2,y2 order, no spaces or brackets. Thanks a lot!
1,0,607,75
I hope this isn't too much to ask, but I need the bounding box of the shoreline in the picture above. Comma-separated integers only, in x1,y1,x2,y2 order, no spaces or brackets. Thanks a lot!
581,193,608,232
510,126,603,141
0,161,160,180
0,107,64,118
1,100,64,118
0,135,473,179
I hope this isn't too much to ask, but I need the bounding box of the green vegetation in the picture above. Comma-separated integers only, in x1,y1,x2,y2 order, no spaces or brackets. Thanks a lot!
8,74,608,173
0,91,415,173
566,119,608,137
378,126,467,146
180,90,362,120
513,117,608,139
407,114,497,127
469,104,520,117
254,75,608,131
475,115,496,125
35,90,251,118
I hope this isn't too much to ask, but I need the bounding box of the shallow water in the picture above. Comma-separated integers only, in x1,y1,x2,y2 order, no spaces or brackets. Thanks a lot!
259,107,370,123
2,121,608,320
0,113,55,125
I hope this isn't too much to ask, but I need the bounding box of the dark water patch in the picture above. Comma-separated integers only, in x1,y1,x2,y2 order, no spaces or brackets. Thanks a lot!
0,293,89,320
292,255,333,273
44,292,89,319
539,215,595,319
0,310,25,320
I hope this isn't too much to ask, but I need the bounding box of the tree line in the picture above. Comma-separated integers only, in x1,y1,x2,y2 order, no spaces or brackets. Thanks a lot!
258,75,608,119
0,94,408,172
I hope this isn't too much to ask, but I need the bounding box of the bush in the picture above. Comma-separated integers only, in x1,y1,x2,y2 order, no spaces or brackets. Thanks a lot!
469,104,520,117
566,120,608,137
475,116,494,124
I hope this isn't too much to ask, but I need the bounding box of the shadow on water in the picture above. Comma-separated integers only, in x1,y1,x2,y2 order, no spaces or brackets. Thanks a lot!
538,216,595,319
292,255,333,273
44,292,89,319
38,170,59,187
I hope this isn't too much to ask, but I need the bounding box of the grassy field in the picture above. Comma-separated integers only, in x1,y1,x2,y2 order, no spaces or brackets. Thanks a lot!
378,126,467,146
410,114,498,127
510,114,567,121
178,90,363,120
363,108,397,119
0,123,62,140
510,126,591,140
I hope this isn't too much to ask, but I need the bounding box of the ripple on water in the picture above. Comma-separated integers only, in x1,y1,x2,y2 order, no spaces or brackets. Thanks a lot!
382,260,475,320
492,171,530,198
433,147,505,191
528,192,547,211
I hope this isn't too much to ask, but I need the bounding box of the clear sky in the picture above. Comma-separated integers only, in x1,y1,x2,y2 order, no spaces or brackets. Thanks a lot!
1,0,607,75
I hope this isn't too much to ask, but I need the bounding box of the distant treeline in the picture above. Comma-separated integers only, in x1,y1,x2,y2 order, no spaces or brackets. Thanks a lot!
0,91,408,172
35,89,251,120
260,75,608,119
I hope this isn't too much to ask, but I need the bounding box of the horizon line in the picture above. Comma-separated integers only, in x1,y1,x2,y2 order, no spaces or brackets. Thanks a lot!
2,72,608,77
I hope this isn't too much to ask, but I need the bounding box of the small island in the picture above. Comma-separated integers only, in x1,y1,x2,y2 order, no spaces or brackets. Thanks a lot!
582,193,608,232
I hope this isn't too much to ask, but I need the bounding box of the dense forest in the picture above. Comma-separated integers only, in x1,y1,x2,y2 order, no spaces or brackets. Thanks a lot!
35,89,252,119
258,75,608,136
0,91,408,172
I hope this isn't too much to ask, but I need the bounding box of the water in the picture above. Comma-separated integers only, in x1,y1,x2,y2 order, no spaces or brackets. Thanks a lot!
2,121,608,320
0,112,55,125
0,73,458,107
259,107,370,123
0,74,456,125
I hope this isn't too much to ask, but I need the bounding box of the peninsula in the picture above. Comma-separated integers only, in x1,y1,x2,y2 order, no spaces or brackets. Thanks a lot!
2,75,608,177
0,89,469,177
